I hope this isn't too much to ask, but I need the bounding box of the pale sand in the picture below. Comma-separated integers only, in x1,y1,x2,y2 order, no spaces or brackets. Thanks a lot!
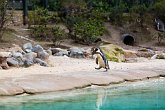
0,56,164,78
0,56,165,96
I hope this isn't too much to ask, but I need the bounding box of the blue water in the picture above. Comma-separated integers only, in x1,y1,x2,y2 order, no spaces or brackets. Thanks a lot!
0,78,165,110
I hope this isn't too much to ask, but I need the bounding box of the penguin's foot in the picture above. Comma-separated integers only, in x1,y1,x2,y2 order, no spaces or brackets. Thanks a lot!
103,67,110,72
103,69,108,72
95,67,101,70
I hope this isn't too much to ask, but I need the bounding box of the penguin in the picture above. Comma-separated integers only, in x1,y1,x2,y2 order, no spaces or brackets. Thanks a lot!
92,47,110,71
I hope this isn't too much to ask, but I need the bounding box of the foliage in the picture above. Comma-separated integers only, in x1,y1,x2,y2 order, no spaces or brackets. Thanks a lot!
157,32,165,44
153,0,165,19
48,0,61,11
28,0,41,9
0,0,9,40
51,26,67,45
30,25,67,45
25,0,165,45
28,8,51,26
28,8,61,27
74,19,105,44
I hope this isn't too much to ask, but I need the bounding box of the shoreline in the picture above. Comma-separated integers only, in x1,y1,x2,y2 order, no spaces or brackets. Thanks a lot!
0,56,165,96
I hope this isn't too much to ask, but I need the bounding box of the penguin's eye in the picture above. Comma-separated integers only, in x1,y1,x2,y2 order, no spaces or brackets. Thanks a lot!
95,48,98,51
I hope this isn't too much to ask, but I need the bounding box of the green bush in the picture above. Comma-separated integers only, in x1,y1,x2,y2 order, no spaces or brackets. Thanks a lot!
73,19,105,44
28,8,50,26
51,26,67,45
153,0,165,19
30,25,67,45
157,32,165,44
0,0,8,40
30,25,50,40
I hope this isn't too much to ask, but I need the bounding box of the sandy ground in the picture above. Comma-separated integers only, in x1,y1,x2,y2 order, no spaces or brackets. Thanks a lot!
0,56,165,96
0,56,165,78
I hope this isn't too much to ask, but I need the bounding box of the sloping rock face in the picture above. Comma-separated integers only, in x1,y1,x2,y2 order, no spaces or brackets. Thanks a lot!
13,74,91,94
0,67,164,96
0,78,24,95
100,44,125,62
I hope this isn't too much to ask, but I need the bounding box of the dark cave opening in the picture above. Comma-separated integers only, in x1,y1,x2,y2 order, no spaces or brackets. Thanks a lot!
123,35,135,46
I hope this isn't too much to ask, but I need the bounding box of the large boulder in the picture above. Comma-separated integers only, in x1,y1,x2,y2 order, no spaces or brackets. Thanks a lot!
7,57,19,67
23,43,33,53
37,51,49,60
23,52,35,67
100,44,125,62
68,47,85,58
32,45,44,53
12,52,23,58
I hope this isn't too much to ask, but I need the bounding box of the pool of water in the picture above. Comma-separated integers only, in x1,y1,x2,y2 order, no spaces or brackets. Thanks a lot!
0,78,165,110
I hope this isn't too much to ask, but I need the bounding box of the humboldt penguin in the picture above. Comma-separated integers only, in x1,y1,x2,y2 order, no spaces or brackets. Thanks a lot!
92,47,110,71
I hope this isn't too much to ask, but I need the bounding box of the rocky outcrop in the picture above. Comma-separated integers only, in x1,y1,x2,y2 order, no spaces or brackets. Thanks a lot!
100,44,125,62
0,79,24,96
0,43,51,69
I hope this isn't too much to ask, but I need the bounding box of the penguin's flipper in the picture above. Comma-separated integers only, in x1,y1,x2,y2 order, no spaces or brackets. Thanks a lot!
96,57,98,65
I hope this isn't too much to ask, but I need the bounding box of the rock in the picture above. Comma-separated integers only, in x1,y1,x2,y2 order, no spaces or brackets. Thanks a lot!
23,43,33,53
14,74,90,94
137,48,155,58
32,45,44,53
84,48,92,58
11,52,25,66
0,52,11,58
100,44,125,62
68,47,85,58
51,48,61,55
55,51,69,56
46,49,52,55
157,53,165,59
124,50,137,58
7,57,19,67
33,58,48,67
9,44,25,54
23,53,34,67
0,79,24,96
37,51,49,60
0,52,11,69
51,48,69,56
12,52,23,58
74,74,124,85
24,59,33,67
151,54,158,60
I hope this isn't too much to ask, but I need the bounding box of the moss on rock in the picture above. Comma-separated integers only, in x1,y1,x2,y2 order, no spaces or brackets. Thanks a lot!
100,44,125,62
